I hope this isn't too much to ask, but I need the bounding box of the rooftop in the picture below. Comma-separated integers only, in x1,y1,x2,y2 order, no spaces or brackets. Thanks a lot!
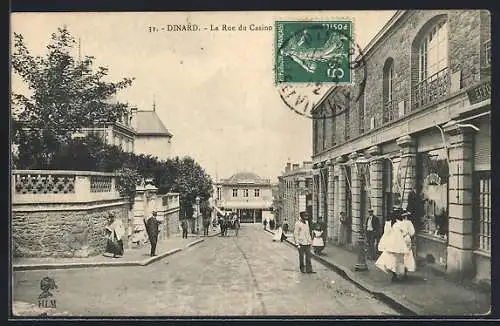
133,110,173,137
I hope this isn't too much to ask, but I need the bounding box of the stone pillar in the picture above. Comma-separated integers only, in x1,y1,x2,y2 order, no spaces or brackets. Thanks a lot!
368,146,384,226
318,163,325,223
312,167,319,224
397,135,417,209
327,160,335,242
444,123,475,278
334,156,347,243
349,152,361,246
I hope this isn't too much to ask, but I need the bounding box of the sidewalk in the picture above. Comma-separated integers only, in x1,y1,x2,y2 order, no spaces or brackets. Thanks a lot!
266,229,491,316
13,230,220,271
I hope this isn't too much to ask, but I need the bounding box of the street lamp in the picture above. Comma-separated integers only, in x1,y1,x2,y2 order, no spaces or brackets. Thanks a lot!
195,196,201,234
354,155,370,272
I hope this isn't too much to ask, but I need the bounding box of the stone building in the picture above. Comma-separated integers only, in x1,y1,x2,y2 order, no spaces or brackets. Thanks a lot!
276,162,313,227
311,10,490,283
215,172,273,223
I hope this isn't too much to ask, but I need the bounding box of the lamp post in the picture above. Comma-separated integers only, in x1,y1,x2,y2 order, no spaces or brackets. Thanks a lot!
195,196,201,234
354,155,370,272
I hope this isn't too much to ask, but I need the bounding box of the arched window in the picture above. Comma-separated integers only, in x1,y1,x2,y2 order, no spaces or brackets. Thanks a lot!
383,58,395,123
412,16,449,110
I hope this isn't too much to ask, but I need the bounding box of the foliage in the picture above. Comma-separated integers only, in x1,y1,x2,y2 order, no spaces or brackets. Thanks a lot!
11,26,134,168
115,167,141,208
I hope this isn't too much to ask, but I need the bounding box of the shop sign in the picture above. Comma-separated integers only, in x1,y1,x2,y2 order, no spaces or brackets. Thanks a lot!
467,80,491,105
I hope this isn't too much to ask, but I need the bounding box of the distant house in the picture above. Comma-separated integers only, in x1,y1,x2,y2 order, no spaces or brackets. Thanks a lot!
214,172,273,223
131,109,173,160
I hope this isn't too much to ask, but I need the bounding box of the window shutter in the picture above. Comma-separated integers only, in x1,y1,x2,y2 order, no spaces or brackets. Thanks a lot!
474,121,491,171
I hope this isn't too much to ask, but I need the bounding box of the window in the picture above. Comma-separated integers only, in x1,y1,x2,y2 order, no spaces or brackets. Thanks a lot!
474,171,491,252
416,148,449,238
413,18,449,109
419,20,448,82
359,93,365,134
244,189,249,197
254,189,260,197
344,109,350,141
232,189,238,197
383,58,395,123
217,187,222,200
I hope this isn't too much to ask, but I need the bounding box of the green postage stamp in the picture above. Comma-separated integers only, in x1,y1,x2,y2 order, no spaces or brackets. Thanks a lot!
275,20,353,84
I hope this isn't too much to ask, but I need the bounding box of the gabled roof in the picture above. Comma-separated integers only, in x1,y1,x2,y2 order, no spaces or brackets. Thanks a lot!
133,110,173,137
219,172,271,185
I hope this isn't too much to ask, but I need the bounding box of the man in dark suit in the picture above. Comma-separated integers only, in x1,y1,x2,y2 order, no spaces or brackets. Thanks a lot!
365,208,381,260
144,211,162,257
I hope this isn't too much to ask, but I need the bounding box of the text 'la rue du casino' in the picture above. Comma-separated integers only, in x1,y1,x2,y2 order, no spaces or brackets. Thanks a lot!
148,24,273,33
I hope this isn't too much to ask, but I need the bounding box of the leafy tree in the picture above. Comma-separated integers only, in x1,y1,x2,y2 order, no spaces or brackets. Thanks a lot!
162,156,213,219
11,26,134,168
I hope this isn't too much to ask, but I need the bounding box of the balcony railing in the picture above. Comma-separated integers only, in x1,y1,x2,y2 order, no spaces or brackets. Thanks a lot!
483,39,491,67
383,99,398,123
412,67,450,110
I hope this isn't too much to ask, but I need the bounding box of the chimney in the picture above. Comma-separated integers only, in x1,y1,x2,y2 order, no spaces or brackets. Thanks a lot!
292,164,300,171
285,163,291,173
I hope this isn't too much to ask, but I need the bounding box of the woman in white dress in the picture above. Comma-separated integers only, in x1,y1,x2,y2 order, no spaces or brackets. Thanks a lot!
375,209,409,282
312,227,325,254
400,210,416,278
273,224,283,242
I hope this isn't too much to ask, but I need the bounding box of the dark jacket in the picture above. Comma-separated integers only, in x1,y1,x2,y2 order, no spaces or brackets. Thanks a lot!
366,214,380,235
144,216,161,238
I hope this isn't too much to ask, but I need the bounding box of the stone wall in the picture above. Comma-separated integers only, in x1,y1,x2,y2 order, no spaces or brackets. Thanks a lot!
12,202,129,258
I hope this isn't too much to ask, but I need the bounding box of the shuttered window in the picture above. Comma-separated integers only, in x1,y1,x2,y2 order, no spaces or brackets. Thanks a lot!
474,171,491,252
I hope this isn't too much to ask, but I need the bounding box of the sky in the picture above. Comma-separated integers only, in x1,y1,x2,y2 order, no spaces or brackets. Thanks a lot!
11,11,395,182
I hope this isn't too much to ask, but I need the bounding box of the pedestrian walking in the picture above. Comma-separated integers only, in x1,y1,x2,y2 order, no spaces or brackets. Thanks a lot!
375,208,409,282
103,212,125,258
181,218,189,239
400,210,416,279
144,211,162,257
293,211,315,274
312,224,325,255
338,211,350,246
365,209,381,260
269,219,276,230
263,219,268,230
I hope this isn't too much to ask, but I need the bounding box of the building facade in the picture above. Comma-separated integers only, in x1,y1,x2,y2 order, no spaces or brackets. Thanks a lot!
276,162,313,227
131,108,173,160
215,172,273,223
78,111,136,153
311,10,490,282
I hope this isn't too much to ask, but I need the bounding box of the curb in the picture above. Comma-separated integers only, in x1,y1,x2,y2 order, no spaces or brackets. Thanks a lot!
13,237,210,271
266,229,419,316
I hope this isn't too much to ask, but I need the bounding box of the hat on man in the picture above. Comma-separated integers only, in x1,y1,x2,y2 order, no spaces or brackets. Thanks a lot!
299,211,308,218
368,208,374,213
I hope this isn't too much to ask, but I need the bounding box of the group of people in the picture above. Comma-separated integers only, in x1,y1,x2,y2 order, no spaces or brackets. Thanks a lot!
279,206,416,282
218,213,240,237
103,210,162,258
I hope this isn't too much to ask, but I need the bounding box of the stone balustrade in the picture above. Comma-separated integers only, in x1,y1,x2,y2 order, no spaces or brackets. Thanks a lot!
12,170,122,205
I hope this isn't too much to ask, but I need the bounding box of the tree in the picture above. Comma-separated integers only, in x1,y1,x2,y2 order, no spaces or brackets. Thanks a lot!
11,26,134,168
161,156,213,219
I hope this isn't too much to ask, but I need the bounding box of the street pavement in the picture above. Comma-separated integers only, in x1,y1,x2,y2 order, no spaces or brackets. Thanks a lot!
12,224,399,317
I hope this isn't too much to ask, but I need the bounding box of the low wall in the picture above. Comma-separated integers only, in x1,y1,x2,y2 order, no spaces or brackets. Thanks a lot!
12,170,130,258
12,200,130,258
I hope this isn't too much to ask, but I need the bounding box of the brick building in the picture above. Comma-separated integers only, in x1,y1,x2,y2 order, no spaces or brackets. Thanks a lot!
276,162,313,227
311,10,490,282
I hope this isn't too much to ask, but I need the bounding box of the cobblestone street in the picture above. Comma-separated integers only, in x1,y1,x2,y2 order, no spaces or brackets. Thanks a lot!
13,225,400,316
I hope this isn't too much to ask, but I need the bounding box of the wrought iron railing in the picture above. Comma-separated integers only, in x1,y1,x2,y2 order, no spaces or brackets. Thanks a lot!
412,67,450,110
483,39,491,67
383,99,398,123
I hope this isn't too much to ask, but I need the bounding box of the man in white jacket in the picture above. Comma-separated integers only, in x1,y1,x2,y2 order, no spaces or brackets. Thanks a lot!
293,211,315,273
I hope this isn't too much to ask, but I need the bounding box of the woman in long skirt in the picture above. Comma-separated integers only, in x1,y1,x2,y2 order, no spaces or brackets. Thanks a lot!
400,210,416,278
103,213,125,258
375,209,409,281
